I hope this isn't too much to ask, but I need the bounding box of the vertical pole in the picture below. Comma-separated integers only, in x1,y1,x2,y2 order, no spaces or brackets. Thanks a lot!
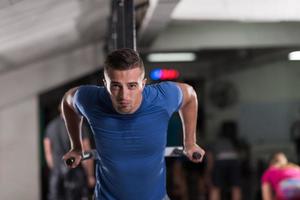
109,0,136,51
124,0,136,50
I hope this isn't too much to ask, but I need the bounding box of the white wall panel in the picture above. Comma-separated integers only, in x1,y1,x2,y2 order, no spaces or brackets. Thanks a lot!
0,97,39,200
0,42,103,199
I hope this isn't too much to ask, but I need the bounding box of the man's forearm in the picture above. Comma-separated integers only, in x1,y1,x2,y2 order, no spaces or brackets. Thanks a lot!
180,96,198,147
176,82,204,162
178,83,198,147
61,90,83,151
82,139,94,177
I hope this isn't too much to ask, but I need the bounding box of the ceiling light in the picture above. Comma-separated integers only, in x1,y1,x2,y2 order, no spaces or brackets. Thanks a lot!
288,51,300,61
147,52,196,62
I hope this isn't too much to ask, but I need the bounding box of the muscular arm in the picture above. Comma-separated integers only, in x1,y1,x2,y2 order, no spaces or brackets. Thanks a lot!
61,87,84,168
176,82,205,162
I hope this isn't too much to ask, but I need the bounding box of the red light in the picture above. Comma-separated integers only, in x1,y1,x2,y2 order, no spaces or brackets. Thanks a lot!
161,69,168,79
150,68,180,80
169,69,179,79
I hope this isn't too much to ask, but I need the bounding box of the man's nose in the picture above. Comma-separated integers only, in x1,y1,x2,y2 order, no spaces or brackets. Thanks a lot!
120,87,129,99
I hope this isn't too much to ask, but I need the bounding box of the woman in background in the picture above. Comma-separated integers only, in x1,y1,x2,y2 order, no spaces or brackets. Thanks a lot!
261,152,300,200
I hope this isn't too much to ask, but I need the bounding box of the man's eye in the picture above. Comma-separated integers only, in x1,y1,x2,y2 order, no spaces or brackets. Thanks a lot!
128,84,137,89
111,85,120,89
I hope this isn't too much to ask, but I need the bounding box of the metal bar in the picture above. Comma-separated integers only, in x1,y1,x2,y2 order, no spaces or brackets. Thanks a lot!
107,0,136,51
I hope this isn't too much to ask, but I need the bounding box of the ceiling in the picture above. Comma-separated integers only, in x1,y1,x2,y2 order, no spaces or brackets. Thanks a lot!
0,0,109,73
172,0,300,22
1,0,300,75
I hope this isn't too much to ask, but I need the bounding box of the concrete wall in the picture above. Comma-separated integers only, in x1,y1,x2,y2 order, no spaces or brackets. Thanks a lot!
0,43,104,199
0,97,39,200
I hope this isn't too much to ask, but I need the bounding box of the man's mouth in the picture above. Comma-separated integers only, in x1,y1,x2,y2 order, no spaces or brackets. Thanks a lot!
118,101,130,106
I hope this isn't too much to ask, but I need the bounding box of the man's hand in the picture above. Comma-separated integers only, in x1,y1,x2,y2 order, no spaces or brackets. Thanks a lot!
184,143,205,163
62,149,82,168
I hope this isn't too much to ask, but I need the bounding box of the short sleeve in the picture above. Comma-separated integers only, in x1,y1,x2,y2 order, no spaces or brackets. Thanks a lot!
261,169,271,184
44,121,56,140
157,81,183,116
73,85,99,117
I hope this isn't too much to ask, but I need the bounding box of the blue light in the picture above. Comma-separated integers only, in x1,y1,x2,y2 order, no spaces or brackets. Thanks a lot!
150,69,162,80
150,68,180,80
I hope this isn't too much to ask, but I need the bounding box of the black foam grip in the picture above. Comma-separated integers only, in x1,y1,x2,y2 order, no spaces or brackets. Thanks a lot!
192,152,201,160
65,157,75,166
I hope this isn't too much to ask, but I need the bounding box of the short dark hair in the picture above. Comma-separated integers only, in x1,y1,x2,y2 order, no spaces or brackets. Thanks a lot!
104,48,144,72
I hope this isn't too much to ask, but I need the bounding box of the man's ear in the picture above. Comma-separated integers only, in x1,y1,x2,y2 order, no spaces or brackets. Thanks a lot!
143,78,147,85
142,78,147,88
103,79,107,87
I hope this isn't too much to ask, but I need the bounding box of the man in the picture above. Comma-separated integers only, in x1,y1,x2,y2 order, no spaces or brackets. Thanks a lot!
61,48,205,200
44,110,95,200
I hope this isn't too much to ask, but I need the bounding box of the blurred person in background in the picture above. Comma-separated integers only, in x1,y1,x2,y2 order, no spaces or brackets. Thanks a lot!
261,152,300,200
43,106,95,200
208,121,242,200
290,108,300,164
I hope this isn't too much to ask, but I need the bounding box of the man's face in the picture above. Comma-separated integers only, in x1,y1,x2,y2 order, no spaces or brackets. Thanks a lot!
104,67,146,114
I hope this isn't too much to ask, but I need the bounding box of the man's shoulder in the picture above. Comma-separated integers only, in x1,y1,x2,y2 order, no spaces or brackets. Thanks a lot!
74,85,110,111
145,81,179,92
77,85,105,93
75,85,106,100
143,81,182,109
147,81,177,87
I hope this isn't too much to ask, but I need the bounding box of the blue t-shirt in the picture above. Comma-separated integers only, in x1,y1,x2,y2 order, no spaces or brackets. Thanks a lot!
73,81,183,200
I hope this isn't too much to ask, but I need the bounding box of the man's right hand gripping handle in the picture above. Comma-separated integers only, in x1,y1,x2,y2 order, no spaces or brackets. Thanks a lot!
63,150,82,168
